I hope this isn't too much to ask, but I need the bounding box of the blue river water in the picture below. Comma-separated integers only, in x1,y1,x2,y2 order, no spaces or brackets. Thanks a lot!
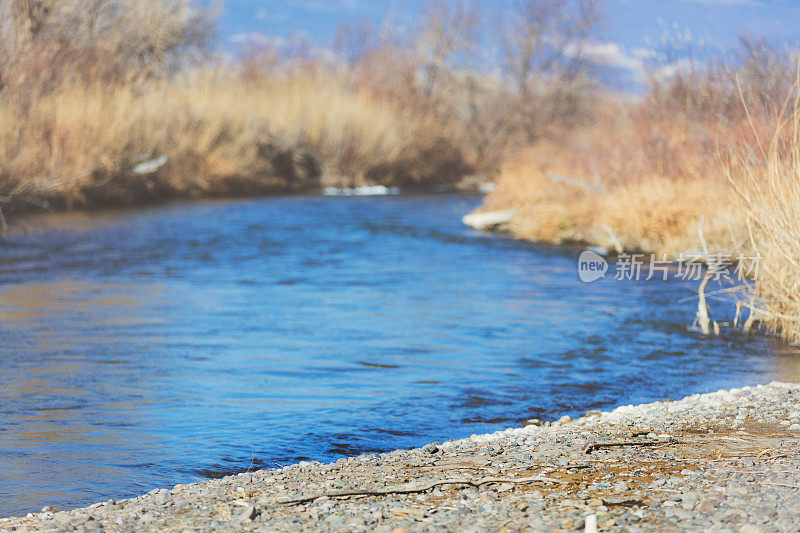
1,194,798,516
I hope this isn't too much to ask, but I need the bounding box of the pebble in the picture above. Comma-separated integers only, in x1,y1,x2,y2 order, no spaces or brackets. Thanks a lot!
239,505,258,522
681,493,699,510
423,444,440,454
153,490,172,506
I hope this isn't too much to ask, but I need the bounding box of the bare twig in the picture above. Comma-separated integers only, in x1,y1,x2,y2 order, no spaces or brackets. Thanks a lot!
277,475,564,505
743,295,758,333
604,224,624,254
38,169,94,190
756,448,774,460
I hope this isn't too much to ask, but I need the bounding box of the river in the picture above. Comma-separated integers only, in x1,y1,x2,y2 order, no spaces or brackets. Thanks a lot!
1,194,797,516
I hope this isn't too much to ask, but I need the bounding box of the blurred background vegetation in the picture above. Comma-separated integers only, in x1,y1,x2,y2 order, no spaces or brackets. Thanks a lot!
0,0,799,342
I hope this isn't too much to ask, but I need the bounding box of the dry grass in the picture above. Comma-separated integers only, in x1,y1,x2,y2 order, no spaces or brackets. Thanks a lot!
477,53,800,340
481,100,746,257
2,0,799,343
0,0,215,90
729,97,800,342
0,69,469,214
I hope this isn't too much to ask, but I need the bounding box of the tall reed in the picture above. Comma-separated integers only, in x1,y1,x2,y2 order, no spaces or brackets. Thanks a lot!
729,92,800,342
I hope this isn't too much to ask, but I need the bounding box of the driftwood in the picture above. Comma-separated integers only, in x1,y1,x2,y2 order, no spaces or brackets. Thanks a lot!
695,267,723,336
277,475,564,505
694,217,721,335
764,482,800,490
462,209,514,230
742,296,758,333
546,173,610,195
584,439,675,454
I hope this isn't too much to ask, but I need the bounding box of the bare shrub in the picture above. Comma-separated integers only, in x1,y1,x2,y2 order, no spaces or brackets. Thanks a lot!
343,0,602,176
0,0,216,93
500,0,600,142
645,31,797,139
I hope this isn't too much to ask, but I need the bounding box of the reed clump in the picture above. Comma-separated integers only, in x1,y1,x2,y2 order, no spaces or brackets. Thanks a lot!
728,95,800,343
0,70,452,214
481,103,743,257
0,0,604,217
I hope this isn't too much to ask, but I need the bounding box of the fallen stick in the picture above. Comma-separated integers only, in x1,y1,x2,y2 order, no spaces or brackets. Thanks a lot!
277,475,564,505
700,451,795,463
584,439,674,454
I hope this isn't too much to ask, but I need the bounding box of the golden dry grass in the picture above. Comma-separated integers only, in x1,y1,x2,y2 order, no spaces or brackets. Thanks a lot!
729,98,800,342
0,69,461,214
480,101,747,257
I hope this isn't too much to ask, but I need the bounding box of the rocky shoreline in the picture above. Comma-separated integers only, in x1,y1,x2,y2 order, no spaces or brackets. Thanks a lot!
4,382,800,532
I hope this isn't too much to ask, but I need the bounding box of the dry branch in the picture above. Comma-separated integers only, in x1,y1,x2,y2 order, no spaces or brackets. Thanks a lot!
696,268,714,335
277,475,564,505
584,439,675,454
694,217,721,335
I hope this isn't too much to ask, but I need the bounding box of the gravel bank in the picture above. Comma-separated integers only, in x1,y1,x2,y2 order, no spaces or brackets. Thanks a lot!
4,382,800,532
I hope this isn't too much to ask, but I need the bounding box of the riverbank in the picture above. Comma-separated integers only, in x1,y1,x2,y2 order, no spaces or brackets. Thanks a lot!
4,382,799,532
0,71,481,221
470,94,800,343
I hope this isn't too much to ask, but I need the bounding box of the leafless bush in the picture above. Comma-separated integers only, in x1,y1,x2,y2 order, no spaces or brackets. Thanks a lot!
646,32,798,128
333,20,382,68
415,0,481,108
338,0,601,174
0,0,216,93
500,0,600,142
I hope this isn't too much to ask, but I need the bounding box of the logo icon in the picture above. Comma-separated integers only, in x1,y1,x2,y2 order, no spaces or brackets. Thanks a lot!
578,250,608,283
